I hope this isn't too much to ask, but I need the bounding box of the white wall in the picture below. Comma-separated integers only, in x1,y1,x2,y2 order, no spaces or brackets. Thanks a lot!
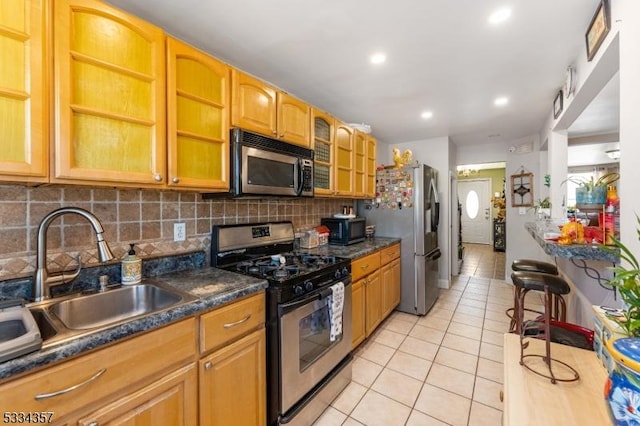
456,141,508,165
618,0,640,261
540,0,640,259
379,137,453,288
504,135,554,279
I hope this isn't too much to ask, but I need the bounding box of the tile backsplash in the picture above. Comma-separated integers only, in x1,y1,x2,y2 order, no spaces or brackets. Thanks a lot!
0,184,351,280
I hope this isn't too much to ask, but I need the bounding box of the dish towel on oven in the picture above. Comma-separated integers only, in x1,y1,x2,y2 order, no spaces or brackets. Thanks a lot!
328,282,344,342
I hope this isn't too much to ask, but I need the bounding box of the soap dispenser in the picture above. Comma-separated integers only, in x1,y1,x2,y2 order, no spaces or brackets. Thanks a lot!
121,243,142,285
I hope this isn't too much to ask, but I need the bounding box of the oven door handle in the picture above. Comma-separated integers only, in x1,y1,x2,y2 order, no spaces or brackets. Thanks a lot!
279,288,332,315
279,279,351,315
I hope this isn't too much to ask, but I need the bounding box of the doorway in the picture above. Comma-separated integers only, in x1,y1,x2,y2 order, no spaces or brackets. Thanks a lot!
458,179,492,244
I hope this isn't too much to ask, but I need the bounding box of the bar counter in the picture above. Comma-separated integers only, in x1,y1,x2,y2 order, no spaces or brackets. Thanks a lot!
524,222,618,263
524,222,620,328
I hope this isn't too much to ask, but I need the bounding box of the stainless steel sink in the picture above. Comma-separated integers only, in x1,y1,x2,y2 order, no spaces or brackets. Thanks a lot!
27,281,196,348
49,284,186,330
29,309,59,341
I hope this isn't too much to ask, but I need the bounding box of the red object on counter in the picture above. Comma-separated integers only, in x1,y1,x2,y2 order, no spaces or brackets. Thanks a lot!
584,226,604,244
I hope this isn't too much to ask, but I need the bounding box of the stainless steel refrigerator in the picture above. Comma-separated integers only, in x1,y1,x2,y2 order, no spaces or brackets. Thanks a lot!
358,163,440,315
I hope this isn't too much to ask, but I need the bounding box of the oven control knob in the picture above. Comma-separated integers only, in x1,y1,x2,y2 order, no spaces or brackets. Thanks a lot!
334,270,341,279
341,267,349,277
294,285,304,296
304,281,314,292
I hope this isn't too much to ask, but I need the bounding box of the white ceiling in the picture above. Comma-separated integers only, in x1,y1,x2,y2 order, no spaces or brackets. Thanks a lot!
107,0,604,147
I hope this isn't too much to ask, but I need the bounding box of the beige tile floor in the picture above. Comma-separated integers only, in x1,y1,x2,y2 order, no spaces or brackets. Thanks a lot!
314,243,526,426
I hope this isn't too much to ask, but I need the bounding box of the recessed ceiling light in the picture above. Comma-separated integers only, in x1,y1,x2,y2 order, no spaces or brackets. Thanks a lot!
494,97,509,107
421,111,433,119
489,8,511,24
370,53,386,64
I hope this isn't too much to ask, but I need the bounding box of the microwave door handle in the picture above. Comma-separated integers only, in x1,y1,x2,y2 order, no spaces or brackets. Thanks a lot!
295,157,304,196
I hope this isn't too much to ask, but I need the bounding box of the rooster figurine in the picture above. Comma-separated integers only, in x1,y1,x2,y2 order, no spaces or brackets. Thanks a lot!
392,148,413,168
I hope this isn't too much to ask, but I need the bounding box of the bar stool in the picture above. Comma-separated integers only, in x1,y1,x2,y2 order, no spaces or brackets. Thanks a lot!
512,271,579,383
507,259,567,334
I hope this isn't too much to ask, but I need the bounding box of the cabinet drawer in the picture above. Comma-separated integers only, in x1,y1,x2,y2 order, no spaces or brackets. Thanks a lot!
200,292,265,354
380,244,400,264
0,318,196,421
352,252,380,282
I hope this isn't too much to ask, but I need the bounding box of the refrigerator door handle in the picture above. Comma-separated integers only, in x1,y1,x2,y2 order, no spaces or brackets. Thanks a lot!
428,248,441,260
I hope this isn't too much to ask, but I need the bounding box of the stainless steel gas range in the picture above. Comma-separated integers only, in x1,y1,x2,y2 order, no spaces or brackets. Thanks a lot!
211,222,352,426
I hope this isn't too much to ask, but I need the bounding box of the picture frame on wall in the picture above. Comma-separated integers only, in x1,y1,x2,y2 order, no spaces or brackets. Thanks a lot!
511,172,533,207
585,0,610,62
553,90,563,119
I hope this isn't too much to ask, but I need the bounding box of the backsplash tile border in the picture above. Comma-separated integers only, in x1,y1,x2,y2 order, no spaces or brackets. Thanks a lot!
0,184,351,280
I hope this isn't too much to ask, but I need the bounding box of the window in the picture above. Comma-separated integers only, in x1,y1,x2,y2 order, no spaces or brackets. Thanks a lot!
466,190,479,219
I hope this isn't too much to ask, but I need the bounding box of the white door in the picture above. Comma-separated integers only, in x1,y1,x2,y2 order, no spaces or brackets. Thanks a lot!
458,179,491,244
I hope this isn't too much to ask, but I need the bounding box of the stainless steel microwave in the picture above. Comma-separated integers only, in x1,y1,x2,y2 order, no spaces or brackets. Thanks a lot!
321,217,366,245
230,129,314,197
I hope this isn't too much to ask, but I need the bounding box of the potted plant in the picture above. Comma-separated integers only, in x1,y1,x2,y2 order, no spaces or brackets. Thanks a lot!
601,215,640,425
601,214,640,337
533,197,551,219
567,172,619,207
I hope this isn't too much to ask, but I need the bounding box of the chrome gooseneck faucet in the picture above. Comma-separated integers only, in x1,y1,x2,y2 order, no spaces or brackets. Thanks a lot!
34,207,115,302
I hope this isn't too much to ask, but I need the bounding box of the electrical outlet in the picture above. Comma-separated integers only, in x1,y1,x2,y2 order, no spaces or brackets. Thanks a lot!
174,223,186,242
519,207,527,215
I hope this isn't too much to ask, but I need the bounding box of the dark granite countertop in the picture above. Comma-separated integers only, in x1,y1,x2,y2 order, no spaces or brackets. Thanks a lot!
0,268,267,382
301,237,401,259
524,222,619,263
0,239,399,381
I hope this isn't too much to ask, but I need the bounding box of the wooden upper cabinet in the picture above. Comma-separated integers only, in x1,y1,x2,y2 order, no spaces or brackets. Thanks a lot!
353,130,366,198
334,121,354,196
167,37,230,191
366,135,377,198
0,0,48,183
231,69,310,147
277,91,310,147
312,109,335,196
52,0,166,187
231,70,276,138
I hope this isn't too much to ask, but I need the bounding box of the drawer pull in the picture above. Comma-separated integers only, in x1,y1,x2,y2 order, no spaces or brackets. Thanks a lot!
34,368,107,400
361,264,369,270
223,314,251,329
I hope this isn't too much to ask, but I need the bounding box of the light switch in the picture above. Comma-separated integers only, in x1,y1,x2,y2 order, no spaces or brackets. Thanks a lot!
519,207,527,215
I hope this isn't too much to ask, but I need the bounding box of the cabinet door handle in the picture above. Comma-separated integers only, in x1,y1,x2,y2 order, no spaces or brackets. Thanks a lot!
172,177,180,184
223,314,251,329
153,173,163,182
86,422,99,426
34,368,107,400
204,361,212,371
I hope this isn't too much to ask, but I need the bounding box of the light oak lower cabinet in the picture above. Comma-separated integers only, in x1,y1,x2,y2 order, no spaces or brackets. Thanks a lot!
364,270,382,336
198,292,266,426
351,243,401,349
351,278,366,349
78,364,197,426
0,318,197,424
0,292,268,426
380,244,401,319
351,250,381,345
199,329,266,426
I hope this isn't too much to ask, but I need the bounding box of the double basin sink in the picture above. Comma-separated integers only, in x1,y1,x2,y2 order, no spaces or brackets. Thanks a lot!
28,281,197,348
